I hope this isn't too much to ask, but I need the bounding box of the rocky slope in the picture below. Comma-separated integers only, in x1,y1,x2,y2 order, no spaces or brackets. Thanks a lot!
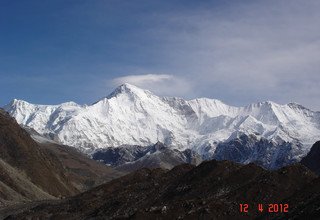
3,160,318,219
300,141,320,175
0,109,123,207
273,177,320,219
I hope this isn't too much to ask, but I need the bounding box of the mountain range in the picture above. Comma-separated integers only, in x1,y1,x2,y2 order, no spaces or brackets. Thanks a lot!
3,83,320,169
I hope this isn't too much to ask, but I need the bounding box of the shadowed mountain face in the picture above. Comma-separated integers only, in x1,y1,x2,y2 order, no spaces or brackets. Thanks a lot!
0,109,123,207
93,142,202,172
301,141,320,175
213,134,304,170
3,160,318,220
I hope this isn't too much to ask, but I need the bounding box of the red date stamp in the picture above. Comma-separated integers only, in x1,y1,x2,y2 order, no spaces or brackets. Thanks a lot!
240,203,289,213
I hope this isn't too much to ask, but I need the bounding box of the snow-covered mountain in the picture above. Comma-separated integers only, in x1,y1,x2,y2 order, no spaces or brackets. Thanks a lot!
3,83,320,168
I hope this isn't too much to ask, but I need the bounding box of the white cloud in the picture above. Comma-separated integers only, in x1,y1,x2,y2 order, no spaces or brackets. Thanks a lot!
112,74,172,85
111,74,193,97
132,0,320,110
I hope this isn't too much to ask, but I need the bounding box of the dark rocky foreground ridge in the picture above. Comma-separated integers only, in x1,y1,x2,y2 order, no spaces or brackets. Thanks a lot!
3,159,320,219
301,141,320,175
0,109,123,207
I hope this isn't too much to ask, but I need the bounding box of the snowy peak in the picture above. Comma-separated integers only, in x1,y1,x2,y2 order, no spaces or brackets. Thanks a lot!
106,83,153,100
5,99,32,112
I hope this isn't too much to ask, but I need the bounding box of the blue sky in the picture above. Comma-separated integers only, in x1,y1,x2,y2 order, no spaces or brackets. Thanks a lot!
1,0,320,110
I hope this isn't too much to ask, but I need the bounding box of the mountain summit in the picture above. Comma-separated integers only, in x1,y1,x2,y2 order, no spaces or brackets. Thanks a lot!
106,83,152,99
3,84,320,169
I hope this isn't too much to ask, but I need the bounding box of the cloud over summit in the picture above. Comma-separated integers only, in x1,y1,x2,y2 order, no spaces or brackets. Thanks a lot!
111,74,193,97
